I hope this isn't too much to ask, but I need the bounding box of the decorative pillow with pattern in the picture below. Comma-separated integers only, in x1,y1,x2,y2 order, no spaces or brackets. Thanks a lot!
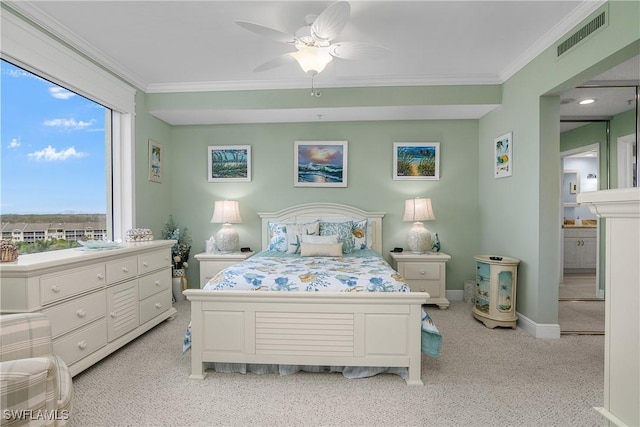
267,222,288,252
352,219,368,251
286,221,320,254
319,220,355,254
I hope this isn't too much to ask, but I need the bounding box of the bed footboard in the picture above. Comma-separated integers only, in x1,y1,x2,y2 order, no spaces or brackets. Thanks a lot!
184,290,429,385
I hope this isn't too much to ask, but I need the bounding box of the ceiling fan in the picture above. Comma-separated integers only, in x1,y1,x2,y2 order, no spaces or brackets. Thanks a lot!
235,1,390,77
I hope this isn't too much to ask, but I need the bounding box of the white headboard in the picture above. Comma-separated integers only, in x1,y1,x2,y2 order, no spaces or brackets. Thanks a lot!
258,203,385,254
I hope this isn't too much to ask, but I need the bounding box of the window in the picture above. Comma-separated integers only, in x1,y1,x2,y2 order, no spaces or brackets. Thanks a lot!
1,59,110,253
2,5,136,253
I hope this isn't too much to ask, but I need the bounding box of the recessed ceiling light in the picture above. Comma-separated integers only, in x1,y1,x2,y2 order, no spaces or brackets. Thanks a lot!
579,98,596,105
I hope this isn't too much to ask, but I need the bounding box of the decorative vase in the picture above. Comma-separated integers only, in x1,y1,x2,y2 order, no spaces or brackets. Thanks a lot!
172,268,188,302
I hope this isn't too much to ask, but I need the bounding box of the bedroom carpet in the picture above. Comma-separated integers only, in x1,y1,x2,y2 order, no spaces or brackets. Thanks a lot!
69,300,604,427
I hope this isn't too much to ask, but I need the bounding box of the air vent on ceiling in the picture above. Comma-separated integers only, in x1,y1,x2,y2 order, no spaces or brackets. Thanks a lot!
557,10,607,58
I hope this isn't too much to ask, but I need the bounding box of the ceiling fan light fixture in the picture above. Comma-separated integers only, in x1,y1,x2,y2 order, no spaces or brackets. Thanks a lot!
290,47,333,75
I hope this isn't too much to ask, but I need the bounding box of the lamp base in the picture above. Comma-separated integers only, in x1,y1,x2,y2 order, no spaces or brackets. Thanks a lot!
215,224,239,254
407,222,434,254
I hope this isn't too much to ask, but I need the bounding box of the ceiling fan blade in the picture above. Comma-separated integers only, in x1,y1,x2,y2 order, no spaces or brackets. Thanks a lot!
328,42,391,60
252,54,297,72
235,20,296,45
310,1,350,44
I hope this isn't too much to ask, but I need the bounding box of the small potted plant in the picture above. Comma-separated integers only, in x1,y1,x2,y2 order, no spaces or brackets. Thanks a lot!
162,216,192,301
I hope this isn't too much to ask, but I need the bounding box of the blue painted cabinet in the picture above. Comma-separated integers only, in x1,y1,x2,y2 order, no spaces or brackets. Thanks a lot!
472,255,520,329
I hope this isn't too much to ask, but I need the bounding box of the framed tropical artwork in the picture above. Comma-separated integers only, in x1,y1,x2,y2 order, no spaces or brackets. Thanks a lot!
494,132,512,178
393,142,440,180
207,145,251,182
148,140,162,183
294,141,348,187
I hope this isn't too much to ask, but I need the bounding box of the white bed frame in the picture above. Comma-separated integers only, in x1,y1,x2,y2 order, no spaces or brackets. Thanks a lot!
184,203,429,385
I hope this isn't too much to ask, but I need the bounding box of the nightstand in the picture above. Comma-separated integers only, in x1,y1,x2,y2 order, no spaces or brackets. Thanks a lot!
390,251,451,309
194,251,254,288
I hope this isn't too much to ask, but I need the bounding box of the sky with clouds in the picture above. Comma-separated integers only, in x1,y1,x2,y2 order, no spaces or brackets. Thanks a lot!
1,60,107,214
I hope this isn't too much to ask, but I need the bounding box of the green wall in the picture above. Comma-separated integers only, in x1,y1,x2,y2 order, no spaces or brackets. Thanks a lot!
478,1,639,325
165,120,480,290
131,0,639,329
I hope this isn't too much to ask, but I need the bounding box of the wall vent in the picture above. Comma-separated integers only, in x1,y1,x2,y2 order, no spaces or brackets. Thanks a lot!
557,10,606,57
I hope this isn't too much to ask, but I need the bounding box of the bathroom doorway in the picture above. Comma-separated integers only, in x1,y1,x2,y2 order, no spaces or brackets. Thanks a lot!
560,144,600,300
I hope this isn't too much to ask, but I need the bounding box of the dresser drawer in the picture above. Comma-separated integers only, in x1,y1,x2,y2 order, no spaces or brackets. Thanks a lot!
139,290,172,325
138,250,171,274
401,262,441,280
40,265,106,305
53,320,107,366
106,257,138,285
138,269,171,300
43,290,106,338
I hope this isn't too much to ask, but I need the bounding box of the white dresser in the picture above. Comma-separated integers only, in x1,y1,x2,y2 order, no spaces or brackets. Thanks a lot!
0,240,177,377
579,188,639,427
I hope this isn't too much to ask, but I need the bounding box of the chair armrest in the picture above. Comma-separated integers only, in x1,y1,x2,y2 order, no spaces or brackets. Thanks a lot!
0,314,53,361
0,357,58,425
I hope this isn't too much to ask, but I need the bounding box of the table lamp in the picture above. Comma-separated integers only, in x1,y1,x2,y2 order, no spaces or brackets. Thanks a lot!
403,197,435,254
211,200,242,253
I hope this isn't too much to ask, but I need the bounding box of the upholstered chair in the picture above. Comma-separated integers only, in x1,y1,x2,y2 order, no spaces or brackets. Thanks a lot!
0,313,73,426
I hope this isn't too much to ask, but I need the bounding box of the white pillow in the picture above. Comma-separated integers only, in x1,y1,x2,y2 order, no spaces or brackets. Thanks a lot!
300,242,343,257
285,221,320,254
301,234,339,244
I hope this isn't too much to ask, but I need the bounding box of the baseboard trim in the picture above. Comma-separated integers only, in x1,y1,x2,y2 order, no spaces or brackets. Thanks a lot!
517,311,561,339
446,290,464,301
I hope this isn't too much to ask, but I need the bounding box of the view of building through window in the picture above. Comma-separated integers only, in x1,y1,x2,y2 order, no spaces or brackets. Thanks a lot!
0,59,110,254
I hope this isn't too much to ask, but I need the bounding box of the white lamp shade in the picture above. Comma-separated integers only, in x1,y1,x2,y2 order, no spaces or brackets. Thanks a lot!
289,47,333,75
211,200,242,224
403,198,435,254
403,198,435,222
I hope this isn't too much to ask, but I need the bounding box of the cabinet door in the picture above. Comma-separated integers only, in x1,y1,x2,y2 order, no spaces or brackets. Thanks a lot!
563,237,580,269
106,280,139,341
580,237,597,269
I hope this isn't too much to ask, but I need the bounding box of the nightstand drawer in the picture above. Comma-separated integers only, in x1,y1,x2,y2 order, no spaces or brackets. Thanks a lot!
402,263,440,280
407,281,441,297
201,261,235,282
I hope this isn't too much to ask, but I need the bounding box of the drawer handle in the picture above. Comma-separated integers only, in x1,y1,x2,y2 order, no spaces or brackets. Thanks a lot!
78,340,87,350
51,285,61,293
155,303,162,309
76,309,86,318
419,270,426,275
97,273,105,280
155,280,161,286
420,288,426,292
143,262,149,267
110,312,117,318
122,266,129,272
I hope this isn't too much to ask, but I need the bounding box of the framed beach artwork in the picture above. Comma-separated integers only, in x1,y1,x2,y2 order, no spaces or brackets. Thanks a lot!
148,140,162,183
294,141,348,187
207,145,251,182
393,142,440,180
494,132,512,178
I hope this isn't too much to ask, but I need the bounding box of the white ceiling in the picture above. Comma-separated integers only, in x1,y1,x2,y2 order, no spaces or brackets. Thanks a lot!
7,1,638,125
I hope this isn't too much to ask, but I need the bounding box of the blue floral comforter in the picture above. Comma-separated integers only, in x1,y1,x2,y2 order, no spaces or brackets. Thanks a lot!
203,250,410,293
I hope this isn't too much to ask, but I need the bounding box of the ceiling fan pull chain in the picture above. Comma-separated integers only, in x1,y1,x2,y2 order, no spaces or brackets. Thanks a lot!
311,76,321,97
